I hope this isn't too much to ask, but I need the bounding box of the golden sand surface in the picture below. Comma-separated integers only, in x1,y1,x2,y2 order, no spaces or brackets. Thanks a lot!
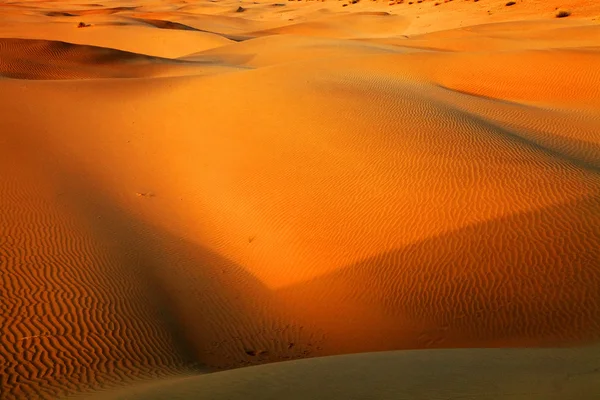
1,0,599,398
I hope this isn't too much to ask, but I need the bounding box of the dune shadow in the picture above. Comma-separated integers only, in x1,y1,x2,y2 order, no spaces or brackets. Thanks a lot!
0,38,221,80
131,18,253,42
133,18,202,32
277,194,600,352
45,7,138,17
78,345,600,400
1,135,290,397
46,11,77,17
46,167,286,373
425,86,600,173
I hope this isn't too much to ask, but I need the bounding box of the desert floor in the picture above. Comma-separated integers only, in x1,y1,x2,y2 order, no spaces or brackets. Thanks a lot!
1,0,600,399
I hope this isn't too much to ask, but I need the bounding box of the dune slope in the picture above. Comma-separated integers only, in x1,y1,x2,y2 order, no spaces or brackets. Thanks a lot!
1,0,600,399
75,346,600,400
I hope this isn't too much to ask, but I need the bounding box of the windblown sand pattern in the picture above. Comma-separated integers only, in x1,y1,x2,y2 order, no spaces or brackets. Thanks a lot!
1,0,600,399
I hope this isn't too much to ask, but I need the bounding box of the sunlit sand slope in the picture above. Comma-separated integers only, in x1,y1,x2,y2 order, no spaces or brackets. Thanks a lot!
1,0,600,399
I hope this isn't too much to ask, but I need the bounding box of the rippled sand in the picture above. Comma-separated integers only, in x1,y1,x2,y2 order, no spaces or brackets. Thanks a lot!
1,0,600,398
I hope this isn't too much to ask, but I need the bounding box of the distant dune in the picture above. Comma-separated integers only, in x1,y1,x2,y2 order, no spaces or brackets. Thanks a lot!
1,0,600,399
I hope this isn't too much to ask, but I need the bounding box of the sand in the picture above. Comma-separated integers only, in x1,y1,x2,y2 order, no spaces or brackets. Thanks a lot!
74,346,600,399
1,0,599,399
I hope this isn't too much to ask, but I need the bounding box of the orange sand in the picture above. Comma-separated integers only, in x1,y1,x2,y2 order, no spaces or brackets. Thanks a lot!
1,0,600,398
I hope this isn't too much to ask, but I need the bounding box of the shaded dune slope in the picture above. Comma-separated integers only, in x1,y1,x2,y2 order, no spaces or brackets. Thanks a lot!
130,17,252,41
243,12,410,39
0,38,216,79
0,126,193,399
45,7,138,17
278,195,600,353
77,346,600,400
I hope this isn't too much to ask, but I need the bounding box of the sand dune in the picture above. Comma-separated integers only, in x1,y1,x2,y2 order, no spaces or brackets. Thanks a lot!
73,346,600,399
1,0,600,399
0,38,214,79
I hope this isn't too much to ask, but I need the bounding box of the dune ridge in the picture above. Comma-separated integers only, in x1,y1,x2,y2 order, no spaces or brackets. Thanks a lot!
1,0,599,399
0,38,212,79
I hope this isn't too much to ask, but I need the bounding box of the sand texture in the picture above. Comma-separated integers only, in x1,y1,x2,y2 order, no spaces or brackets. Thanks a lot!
1,0,600,399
